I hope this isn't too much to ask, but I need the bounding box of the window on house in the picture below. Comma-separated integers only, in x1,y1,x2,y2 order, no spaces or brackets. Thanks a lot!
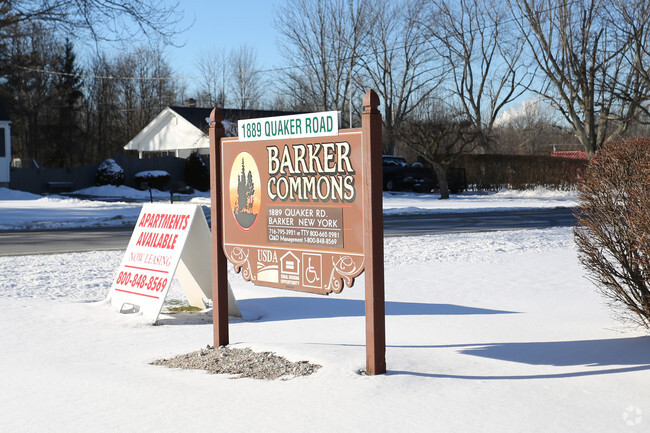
0,128,5,157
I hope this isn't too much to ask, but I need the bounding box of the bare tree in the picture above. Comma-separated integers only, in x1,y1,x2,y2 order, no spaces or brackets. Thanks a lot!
398,107,480,198
358,0,445,154
493,98,563,154
0,0,183,45
508,0,649,155
0,22,61,164
421,0,532,150
83,46,182,160
229,44,265,110
84,54,121,162
275,0,370,123
610,0,650,121
195,47,228,108
114,45,182,144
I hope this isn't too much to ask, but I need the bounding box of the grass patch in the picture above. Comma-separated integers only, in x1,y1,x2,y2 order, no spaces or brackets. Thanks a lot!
166,305,203,313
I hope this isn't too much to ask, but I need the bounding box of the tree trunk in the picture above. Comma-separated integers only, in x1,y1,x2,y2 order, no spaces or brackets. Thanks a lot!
433,163,449,199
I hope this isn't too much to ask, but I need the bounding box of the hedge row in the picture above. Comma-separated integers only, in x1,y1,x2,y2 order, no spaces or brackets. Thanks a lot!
456,154,588,191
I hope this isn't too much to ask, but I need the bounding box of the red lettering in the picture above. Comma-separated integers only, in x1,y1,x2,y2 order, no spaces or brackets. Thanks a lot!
138,213,150,227
161,233,170,249
134,230,181,250
162,214,171,229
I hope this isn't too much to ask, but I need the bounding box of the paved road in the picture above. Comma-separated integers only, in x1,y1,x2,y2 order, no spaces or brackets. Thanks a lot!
0,207,576,256
383,207,576,236
0,227,134,256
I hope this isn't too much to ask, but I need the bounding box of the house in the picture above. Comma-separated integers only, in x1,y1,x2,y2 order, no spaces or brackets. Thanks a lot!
0,100,11,187
124,105,300,159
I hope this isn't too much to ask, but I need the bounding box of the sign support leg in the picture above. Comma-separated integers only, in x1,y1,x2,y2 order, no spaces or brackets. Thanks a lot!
362,90,386,375
209,109,229,347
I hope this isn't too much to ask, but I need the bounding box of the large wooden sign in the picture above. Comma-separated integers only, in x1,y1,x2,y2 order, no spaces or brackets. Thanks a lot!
220,129,364,294
210,90,386,375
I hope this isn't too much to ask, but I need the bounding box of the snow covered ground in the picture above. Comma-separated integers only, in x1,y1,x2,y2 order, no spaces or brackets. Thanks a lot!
1,186,649,433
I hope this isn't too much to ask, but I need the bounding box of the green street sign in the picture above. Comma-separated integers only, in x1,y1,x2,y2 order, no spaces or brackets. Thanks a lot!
238,111,339,142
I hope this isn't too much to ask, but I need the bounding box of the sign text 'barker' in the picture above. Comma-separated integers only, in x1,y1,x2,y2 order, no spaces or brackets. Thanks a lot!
266,141,356,202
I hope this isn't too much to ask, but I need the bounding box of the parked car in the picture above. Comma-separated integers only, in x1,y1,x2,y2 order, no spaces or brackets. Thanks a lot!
382,155,434,192
382,155,468,194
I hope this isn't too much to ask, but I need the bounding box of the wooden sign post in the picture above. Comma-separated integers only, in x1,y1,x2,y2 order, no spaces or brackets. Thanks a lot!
209,110,230,347
209,90,386,375
361,91,386,375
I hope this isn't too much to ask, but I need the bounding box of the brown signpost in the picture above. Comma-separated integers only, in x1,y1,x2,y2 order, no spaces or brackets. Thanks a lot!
209,89,386,375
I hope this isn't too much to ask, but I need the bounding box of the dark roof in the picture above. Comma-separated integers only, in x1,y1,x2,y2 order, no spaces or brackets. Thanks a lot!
0,99,10,121
169,106,303,133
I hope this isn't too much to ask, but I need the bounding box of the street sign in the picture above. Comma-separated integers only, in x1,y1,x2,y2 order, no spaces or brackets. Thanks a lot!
237,111,339,142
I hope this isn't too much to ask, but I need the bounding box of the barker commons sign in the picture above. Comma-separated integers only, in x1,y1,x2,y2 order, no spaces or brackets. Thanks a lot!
210,92,386,375
221,111,364,294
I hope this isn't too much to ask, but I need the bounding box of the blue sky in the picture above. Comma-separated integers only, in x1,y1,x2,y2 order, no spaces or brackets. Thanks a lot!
168,0,282,91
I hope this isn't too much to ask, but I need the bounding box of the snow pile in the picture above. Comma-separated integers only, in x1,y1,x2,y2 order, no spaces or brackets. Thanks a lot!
0,197,142,230
0,187,42,200
384,227,573,266
0,186,211,230
493,186,578,199
74,184,172,199
383,188,577,214
135,170,170,178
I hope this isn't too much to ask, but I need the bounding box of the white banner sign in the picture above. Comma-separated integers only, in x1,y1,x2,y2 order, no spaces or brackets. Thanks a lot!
108,203,239,323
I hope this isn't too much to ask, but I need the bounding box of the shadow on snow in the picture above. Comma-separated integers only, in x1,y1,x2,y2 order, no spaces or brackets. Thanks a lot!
237,296,517,322
388,336,650,380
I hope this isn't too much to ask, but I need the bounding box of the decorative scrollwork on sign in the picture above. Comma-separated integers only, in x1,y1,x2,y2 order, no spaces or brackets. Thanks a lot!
324,255,364,294
229,247,255,282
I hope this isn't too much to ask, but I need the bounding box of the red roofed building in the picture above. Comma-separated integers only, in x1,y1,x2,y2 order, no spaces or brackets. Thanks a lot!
551,150,587,159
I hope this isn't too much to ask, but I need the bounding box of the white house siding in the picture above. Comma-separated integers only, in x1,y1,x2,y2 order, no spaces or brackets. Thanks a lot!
124,108,209,159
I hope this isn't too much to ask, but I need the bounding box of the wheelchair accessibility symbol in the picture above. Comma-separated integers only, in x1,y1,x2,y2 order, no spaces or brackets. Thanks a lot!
302,253,322,289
